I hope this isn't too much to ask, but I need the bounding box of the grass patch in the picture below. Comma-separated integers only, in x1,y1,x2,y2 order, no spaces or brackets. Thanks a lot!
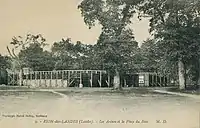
0,90,62,99
57,87,170,97
167,87,200,95
0,85,29,89
0,85,38,92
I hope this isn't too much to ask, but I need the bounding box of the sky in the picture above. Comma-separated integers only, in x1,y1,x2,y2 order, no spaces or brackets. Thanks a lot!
0,0,150,55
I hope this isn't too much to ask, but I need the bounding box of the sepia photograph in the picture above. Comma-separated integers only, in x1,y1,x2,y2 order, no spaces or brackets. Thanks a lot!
0,0,200,128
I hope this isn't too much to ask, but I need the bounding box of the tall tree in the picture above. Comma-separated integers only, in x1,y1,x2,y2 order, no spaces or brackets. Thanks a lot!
138,0,200,89
78,0,141,89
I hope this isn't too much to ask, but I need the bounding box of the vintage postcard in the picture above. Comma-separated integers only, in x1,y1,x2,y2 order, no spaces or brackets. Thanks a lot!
0,0,200,128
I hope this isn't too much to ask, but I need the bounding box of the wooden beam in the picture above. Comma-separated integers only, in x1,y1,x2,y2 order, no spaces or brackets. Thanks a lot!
50,71,52,88
163,76,166,87
166,76,169,86
35,71,37,87
12,72,14,86
152,75,154,87
26,73,28,87
108,72,110,88
155,74,157,87
132,75,134,87
90,71,93,88
62,71,64,87
29,72,32,88
67,71,70,87
99,71,102,88
159,76,162,87
55,71,58,87
124,79,127,88
79,71,83,88
39,72,42,87
16,72,19,86
30,72,32,81
19,69,23,86
7,73,9,85
45,72,47,87
144,73,149,87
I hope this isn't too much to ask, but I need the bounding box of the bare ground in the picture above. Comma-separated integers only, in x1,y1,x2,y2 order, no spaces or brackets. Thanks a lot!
0,88,199,128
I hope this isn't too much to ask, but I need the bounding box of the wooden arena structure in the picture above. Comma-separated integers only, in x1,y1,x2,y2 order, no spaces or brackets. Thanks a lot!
8,70,109,88
123,72,171,87
7,69,171,88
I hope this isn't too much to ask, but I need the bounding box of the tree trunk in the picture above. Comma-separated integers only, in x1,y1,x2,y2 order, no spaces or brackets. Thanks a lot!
19,68,23,86
197,75,200,90
196,59,200,90
178,59,186,90
113,69,121,90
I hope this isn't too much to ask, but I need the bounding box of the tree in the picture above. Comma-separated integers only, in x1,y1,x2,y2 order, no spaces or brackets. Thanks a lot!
139,38,179,85
137,39,158,72
0,54,11,69
7,34,47,85
52,38,74,70
52,38,97,70
18,43,55,71
0,54,11,85
78,0,141,89
138,0,200,90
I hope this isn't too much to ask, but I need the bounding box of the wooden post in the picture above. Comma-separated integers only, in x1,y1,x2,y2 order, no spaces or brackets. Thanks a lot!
124,79,126,88
30,71,32,81
151,74,154,87
45,72,47,87
36,71,38,87
26,73,28,87
14,72,16,86
62,71,64,87
144,73,149,87
159,76,162,87
149,74,151,87
50,71,52,87
29,71,32,88
67,71,70,87
163,76,166,87
90,71,93,88
43,72,45,87
19,69,23,86
166,76,169,87
99,71,102,88
35,71,37,87
16,72,19,86
7,72,9,85
12,72,14,86
155,74,157,87
37,72,39,87
56,71,58,87
39,72,42,87
132,74,134,87
79,71,83,88
157,75,159,87
108,72,110,88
